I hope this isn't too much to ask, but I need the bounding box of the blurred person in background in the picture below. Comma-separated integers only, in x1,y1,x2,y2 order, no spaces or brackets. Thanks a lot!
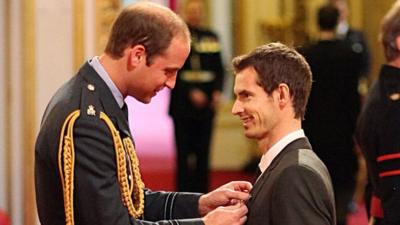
332,0,370,82
169,0,225,193
356,1,400,225
300,4,364,225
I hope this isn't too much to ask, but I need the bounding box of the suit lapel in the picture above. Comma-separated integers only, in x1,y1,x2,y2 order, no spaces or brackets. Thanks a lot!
248,137,312,208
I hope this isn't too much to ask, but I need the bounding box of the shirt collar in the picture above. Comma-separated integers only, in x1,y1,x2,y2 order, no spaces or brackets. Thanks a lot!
88,56,125,108
336,21,349,39
258,129,305,174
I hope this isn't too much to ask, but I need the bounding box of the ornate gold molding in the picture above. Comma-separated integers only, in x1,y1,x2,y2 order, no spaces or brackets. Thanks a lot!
22,0,36,224
260,0,308,46
233,0,246,55
73,0,85,72
95,0,121,55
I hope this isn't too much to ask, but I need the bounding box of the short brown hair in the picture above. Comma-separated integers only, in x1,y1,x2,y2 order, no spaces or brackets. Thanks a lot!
105,2,190,65
380,1,400,62
318,4,339,31
232,42,312,120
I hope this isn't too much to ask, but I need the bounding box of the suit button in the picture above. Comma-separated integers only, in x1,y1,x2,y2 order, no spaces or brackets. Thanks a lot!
87,84,95,91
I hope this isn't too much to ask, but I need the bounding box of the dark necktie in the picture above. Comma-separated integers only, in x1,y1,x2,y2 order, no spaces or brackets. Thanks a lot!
121,103,129,122
254,167,262,183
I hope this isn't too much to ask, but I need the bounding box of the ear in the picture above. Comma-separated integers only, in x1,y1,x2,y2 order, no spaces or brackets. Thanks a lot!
395,36,400,51
128,44,146,67
275,83,291,107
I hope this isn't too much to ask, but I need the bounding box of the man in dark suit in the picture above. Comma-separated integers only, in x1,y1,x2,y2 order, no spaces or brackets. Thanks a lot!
299,5,363,225
231,42,336,225
169,0,224,193
332,0,370,98
35,2,250,225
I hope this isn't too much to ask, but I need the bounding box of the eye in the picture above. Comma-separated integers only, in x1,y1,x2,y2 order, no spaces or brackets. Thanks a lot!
239,91,251,100
164,69,178,77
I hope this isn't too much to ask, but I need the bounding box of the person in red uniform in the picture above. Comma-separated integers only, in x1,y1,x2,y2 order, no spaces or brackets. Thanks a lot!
356,1,400,225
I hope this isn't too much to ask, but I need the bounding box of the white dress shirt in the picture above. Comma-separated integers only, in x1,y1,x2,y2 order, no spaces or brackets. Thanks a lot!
258,129,306,175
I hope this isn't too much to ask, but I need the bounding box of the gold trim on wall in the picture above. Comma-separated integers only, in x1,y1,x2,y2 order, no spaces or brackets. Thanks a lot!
233,0,246,55
22,0,36,224
95,0,120,55
73,0,85,72
4,0,12,216
260,0,308,47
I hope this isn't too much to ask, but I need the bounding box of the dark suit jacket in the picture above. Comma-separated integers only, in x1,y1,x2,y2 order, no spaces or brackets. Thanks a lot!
300,40,361,180
343,28,370,77
35,62,203,225
246,138,336,225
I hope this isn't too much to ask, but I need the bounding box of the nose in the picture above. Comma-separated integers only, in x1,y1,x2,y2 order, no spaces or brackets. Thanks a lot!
231,100,243,115
165,74,177,89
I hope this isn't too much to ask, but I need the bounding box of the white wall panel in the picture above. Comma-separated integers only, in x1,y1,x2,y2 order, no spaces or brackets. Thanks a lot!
10,0,23,224
84,0,95,59
0,0,6,212
35,0,73,129
210,0,233,99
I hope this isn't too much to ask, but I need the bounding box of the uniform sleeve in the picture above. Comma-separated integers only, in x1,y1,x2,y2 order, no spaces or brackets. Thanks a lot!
380,176,400,225
377,100,400,225
271,165,335,225
143,189,202,221
72,117,203,225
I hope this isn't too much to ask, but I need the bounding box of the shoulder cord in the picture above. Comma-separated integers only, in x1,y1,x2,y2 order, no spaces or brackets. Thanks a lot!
99,111,144,219
58,111,144,225
58,110,80,225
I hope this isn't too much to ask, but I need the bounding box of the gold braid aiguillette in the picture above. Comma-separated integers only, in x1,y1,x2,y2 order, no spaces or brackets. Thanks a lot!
100,111,145,218
58,110,80,225
58,110,145,225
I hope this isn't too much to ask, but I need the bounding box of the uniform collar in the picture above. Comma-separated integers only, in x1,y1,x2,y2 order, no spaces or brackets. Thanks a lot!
89,56,125,108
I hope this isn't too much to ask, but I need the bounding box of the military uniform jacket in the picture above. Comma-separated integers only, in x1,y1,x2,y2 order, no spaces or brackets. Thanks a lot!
356,65,400,224
169,26,224,119
35,63,204,225
246,138,336,225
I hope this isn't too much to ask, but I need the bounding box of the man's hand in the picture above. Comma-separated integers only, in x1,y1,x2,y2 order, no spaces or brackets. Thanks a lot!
198,181,252,216
189,89,208,108
211,90,222,108
202,203,248,225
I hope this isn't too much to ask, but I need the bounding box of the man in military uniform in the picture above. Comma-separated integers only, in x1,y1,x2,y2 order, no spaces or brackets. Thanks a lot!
35,2,250,225
356,2,400,225
169,0,225,193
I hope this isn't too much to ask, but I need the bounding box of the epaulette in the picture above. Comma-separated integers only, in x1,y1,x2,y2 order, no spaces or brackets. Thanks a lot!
58,83,144,225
